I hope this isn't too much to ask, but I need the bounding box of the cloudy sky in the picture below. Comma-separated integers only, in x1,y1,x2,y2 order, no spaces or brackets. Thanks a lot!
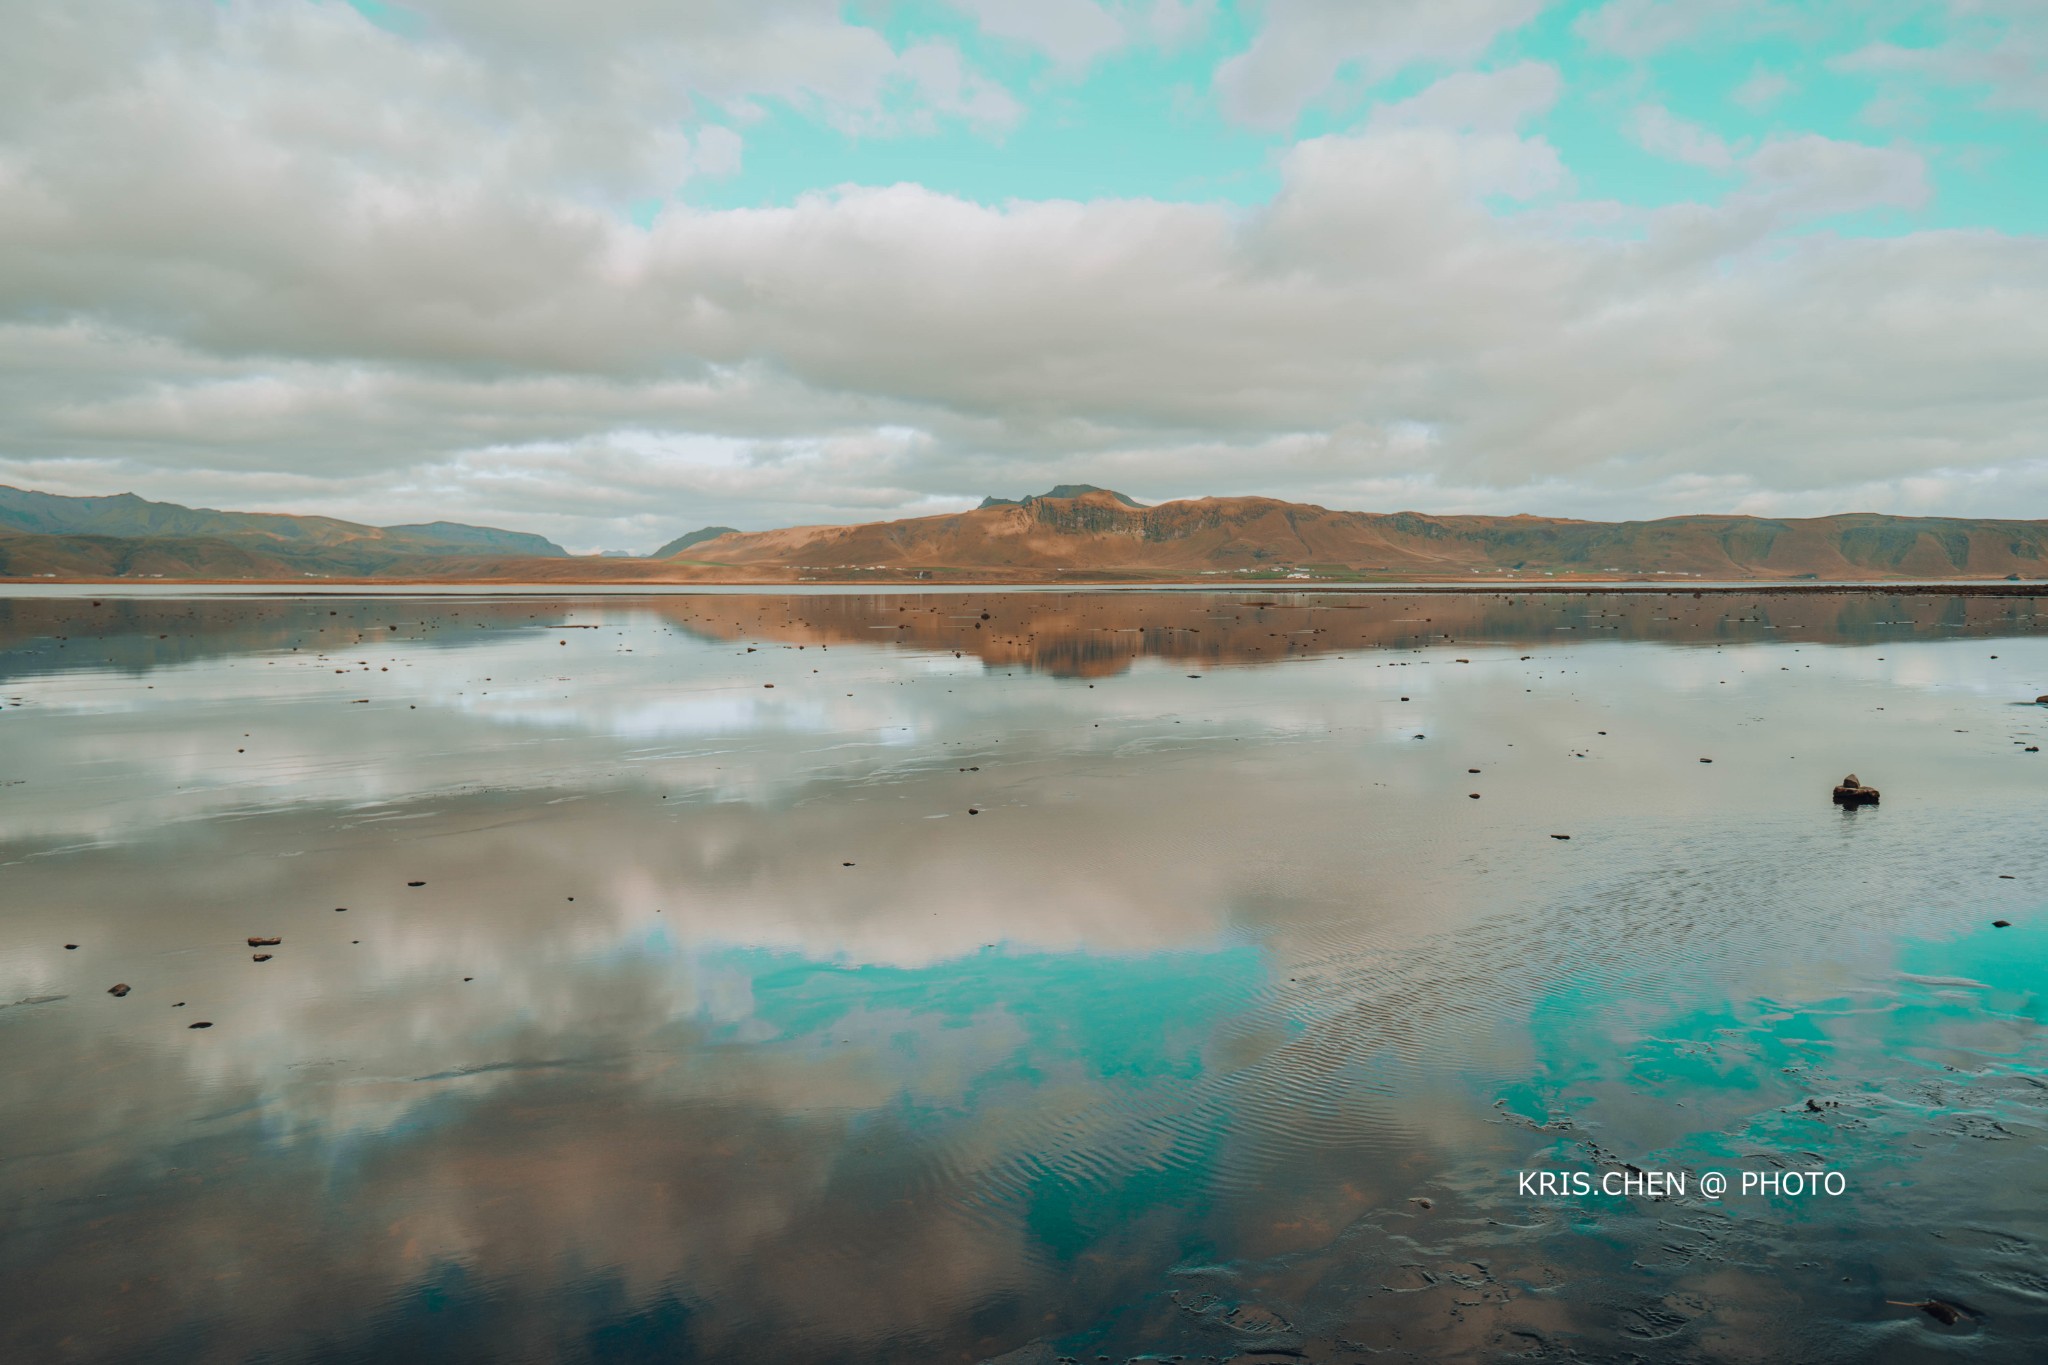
2,0,2044,551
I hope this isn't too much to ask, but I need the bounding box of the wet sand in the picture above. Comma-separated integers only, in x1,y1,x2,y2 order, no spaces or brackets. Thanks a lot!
2,589,2044,1363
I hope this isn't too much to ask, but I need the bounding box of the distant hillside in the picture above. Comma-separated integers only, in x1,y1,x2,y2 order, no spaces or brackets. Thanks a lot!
4,483,2048,582
620,488,2048,582
0,486,564,559
653,526,741,558
382,521,565,557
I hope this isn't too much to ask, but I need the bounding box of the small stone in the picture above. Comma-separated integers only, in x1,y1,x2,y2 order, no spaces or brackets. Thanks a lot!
1468,793,1481,800
64,944,78,950
1993,920,2011,928
1699,757,1713,764
189,1021,213,1029
248,936,280,947
108,983,131,997
252,953,272,962
1551,834,1571,840
407,880,425,887
968,808,980,815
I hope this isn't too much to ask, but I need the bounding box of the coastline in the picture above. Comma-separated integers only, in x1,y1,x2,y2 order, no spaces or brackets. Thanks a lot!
2,576,2045,597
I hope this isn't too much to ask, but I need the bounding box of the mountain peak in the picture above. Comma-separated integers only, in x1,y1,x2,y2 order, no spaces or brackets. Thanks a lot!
978,484,1146,510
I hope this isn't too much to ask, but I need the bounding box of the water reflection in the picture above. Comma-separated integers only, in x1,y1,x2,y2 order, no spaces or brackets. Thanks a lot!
2,591,2045,1363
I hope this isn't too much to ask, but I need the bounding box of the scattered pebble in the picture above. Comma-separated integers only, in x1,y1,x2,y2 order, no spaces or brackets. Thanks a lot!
248,936,280,947
252,953,272,962
107,983,131,997
188,1021,212,1029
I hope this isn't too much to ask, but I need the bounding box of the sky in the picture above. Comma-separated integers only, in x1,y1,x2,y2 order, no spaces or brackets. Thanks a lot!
1,1,2044,553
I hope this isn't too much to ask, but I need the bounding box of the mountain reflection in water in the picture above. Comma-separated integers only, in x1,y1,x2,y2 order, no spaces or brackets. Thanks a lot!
1,590,2045,1364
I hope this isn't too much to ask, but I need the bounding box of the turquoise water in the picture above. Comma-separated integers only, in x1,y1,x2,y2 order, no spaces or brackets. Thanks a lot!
1,591,2044,1362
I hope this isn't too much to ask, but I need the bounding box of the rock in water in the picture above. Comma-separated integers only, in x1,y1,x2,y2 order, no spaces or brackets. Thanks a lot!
247,936,280,947
107,983,131,997
1832,774,1880,806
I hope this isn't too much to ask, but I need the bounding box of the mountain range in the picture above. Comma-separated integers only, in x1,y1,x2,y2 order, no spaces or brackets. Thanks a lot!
0,485,564,579
4,483,2047,583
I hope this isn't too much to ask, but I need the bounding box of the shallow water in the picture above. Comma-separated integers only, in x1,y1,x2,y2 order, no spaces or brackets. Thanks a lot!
2,590,2045,1364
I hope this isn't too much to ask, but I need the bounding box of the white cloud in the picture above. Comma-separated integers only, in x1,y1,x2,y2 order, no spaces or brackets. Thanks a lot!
0,1,2040,550
1215,0,1547,129
1371,63,1563,134
1573,0,1763,60
1729,67,1795,112
1834,9,2048,117
1628,104,1737,169
945,0,1129,69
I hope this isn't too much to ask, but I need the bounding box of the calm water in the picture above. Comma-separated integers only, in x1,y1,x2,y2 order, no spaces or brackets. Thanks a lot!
3,590,2045,1364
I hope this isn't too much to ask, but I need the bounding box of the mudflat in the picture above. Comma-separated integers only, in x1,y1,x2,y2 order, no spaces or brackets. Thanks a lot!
3,589,2045,1363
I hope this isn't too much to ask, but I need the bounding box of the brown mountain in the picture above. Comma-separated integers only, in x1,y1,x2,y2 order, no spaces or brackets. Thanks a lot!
647,487,2048,583
4,483,2048,582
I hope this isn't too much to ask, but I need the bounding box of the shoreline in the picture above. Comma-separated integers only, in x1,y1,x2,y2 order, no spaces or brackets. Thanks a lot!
3,577,2046,597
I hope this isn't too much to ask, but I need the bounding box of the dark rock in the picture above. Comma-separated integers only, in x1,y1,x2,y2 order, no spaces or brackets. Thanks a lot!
248,936,280,947
252,953,272,962
108,983,131,997
1890,1298,1969,1326
1832,774,1880,806
1993,920,2011,928
407,880,425,887
189,1021,212,1029
1469,793,1481,799
1551,834,1571,840
64,944,77,950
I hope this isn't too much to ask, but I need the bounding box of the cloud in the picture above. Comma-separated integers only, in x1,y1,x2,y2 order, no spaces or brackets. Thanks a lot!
1833,2,2048,118
1371,63,1563,134
945,0,1130,69
0,1,2041,549
1215,0,1547,130
1729,67,1795,113
1573,0,1759,60
1627,104,1737,170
